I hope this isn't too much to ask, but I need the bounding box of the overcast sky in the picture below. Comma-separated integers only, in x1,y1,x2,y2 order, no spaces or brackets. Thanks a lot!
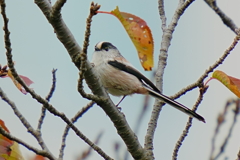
0,0,240,160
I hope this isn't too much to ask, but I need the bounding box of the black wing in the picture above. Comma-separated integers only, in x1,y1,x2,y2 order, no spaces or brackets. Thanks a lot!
108,60,160,92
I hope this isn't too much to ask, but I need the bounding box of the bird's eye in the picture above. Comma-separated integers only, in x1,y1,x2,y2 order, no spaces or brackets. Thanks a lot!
104,47,108,51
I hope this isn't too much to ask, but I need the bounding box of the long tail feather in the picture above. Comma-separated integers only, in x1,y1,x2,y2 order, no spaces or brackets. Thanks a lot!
145,86,205,123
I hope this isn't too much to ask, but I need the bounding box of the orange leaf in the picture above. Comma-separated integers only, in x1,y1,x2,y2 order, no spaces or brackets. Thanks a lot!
0,120,10,133
0,120,24,160
211,70,240,98
98,6,154,71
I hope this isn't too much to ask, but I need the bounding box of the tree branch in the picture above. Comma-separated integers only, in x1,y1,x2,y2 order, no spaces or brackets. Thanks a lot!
172,85,207,160
0,124,55,160
0,87,56,159
0,1,54,156
37,69,57,131
33,1,151,159
1,1,112,159
210,99,240,160
52,0,66,15
171,32,240,100
59,101,95,159
204,0,238,34
35,0,81,68
145,1,196,157
78,2,103,103
158,0,167,30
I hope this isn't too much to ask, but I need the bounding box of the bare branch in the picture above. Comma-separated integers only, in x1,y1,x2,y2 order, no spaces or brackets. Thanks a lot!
77,131,104,160
35,1,150,159
1,74,112,159
59,101,95,159
204,0,238,34
171,32,240,100
172,85,207,160
0,125,55,160
0,87,55,159
209,99,235,159
0,1,54,156
35,0,82,67
46,69,57,101
82,2,100,55
168,0,195,34
145,1,196,157
158,0,167,30
37,69,57,131
52,0,66,14
78,2,103,102
2,1,112,159
210,99,240,160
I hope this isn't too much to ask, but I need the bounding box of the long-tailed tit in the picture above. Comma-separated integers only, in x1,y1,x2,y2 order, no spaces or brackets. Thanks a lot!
92,41,205,123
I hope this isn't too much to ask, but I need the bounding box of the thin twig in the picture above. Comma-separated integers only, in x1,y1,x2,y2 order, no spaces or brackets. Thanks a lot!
35,1,150,159
82,2,100,56
78,2,102,102
158,0,167,30
77,131,104,160
59,101,95,159
0,1,54,156
171,33,240,100
209,99,236,159
172,85,207,160
204,0,238,34
145,0,196,158
1,1,112,159
37,69,57,131
0,87,56,159
0,125,55,160
45,69,57,102
2,69,112,159
210,99,239,160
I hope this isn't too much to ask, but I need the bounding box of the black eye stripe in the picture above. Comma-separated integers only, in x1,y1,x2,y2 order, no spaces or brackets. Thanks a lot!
101,42,116,50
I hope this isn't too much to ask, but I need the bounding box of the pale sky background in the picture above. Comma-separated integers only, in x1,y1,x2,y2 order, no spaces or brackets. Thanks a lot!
0,0,240,160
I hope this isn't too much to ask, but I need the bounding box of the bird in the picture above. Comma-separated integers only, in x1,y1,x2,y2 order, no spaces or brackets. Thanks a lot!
91,41,205,123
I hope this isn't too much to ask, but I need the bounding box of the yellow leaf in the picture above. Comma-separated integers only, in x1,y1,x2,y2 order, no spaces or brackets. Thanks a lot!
212,70,240,97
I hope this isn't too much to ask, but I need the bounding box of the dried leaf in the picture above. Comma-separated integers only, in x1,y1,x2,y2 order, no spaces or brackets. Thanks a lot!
0,64,33,94
6,70,33,95
0,65,8,78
